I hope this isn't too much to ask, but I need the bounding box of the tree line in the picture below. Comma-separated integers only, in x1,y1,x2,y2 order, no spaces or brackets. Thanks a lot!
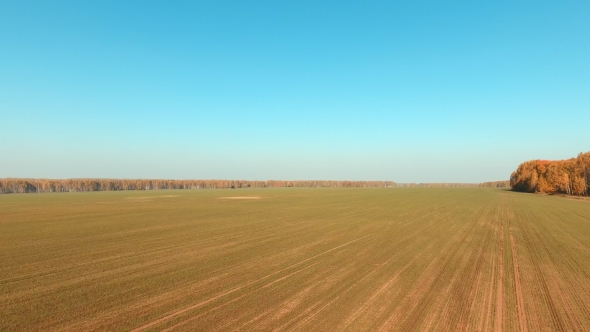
0,179,397,194
510,151,590,195
480,181,511,188
396,181,510,188
0,178,516,194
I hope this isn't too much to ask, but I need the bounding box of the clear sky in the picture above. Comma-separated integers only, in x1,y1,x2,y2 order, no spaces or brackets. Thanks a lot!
1,1,589,182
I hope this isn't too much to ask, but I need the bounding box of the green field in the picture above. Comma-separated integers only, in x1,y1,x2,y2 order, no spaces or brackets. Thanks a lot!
1,188,590,331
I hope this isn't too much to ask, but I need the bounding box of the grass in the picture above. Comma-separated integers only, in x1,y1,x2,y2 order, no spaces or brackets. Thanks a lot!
1,188,590,331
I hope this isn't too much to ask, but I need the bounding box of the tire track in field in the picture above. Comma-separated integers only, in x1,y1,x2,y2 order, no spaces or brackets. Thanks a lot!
31,195,461,332
272,199,470,331
399,198,461,226
495,216,505,332
2,226,316,305
129,233,376,332
56,232,343,332
146,232,394,331
257,209,450,332
2,211,351,288
0,220,297,285
534,202,590,325
474,235,496,332
225,277,334,331
46,205,415,331
545,217,590,328
0,195,402,285
152,230,387,331
510,201,568,331
509,225,528,332
479,204,502,332
348,200,474,330
158,259,328,332
534,203,590,259
522,214,590,328
338,242,437,330
4,217,360,330
130,197,467,332
283,243,440,332
377,199,488,331
422,201,498,331
556,204,590,221
208,255,374,332
223,285,316,332
515,202,589,331
450,204,499,331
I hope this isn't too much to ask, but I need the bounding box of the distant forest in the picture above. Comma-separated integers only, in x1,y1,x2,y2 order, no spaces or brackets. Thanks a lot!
511,151,590,196
0,179,396,194
397,181,509,188
0,179,510,194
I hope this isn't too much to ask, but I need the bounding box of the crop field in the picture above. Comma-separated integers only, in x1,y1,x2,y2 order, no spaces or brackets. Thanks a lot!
1,188,590,331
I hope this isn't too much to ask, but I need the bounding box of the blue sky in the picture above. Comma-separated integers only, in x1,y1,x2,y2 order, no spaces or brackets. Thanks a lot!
1,1,589,182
